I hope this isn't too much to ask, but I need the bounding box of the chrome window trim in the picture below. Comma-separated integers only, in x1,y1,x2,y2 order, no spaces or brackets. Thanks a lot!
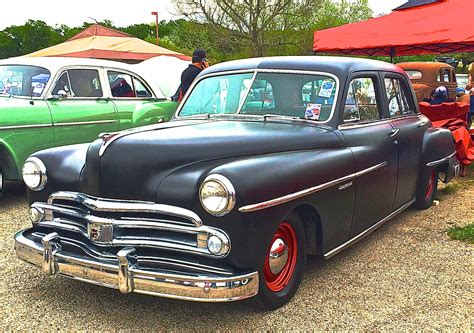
338,119,392,130
175,68,340,125
323,198,416,259
426,151,456,167
239,162,387,213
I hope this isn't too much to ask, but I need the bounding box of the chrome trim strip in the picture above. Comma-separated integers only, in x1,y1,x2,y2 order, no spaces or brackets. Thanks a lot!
30,231,233,275
426,152,456,167
54,120,117,127
48,191,202,227
15,230,258,302
174,68,340,125
239,162,387,213
338,119,392,130
323,198,416,259
0,123,52,130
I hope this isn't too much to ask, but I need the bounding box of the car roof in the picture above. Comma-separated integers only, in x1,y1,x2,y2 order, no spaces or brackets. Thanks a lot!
397,61,453,71
0,56,136,73
201,56,405,77
0,56,166,98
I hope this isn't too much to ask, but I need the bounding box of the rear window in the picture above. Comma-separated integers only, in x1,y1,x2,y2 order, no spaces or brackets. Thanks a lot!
405,70,422,80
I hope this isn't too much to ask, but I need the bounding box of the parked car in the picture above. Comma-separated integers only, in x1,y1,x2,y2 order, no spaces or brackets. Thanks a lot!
0,57,177,194
15,56,460,309
397,62,457,102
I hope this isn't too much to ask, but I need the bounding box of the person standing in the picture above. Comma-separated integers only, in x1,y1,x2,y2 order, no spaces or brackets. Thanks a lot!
174,49,209,102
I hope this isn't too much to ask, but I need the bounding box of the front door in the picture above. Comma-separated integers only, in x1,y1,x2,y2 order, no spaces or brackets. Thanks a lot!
48,68,119,146
339,75,399,238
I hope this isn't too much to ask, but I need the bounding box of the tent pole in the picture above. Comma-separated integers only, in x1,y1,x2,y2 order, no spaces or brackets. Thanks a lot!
390,47,395,63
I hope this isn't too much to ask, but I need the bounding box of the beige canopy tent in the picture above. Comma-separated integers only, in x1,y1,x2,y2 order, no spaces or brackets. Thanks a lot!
25,24,191,63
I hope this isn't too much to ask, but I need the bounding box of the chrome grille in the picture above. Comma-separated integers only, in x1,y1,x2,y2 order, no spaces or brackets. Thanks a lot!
31,191,230,258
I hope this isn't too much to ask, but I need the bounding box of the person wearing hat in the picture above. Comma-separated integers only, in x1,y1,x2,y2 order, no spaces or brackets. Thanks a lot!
174,49,209,102
429,86,453,105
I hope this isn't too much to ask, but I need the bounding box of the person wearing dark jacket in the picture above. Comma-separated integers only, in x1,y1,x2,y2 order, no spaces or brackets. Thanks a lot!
174,49,209,102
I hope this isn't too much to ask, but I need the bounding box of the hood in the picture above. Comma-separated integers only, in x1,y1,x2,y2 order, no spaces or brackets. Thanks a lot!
92,119,342,200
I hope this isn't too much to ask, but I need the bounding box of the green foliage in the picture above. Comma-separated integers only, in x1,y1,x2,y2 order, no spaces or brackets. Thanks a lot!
447,224,474,244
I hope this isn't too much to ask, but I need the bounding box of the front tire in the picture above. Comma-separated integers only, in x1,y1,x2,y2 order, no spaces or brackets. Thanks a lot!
256,213,307,310
415,168,438,209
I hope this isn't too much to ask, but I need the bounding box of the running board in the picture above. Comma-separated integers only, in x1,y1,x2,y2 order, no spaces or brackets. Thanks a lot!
324,198,416,259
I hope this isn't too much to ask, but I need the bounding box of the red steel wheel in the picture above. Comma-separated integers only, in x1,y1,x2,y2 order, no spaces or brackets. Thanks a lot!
424,170,436,201
263,222,298,292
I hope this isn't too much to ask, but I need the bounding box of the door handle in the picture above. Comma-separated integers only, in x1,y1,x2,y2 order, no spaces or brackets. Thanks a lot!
388,128,399,137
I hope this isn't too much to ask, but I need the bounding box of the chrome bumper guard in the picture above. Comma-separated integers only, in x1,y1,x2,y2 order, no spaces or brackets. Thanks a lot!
15,230,259,302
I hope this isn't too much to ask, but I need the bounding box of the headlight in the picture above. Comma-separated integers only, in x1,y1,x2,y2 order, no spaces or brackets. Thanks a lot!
22,157,47,191
199,174,236,216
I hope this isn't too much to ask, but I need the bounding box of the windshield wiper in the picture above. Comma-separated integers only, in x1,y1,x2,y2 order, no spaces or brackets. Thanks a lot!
262,114,303,121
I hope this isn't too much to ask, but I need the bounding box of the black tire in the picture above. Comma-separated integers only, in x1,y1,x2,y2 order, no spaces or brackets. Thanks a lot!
415,168,438,209
0,169,3,197
256,212,307,310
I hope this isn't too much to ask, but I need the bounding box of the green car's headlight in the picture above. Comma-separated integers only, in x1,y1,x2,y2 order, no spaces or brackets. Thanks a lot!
22,157,47,191
199,174,236,216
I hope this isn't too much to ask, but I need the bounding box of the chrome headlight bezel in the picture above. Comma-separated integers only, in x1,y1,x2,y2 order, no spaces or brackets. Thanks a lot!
22,157,47,191
199,174,236,217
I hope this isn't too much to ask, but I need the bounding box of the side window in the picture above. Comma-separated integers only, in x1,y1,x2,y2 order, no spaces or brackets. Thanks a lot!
52,72,72,96
68,69,103,98
343,77,380,122
132,77,152,98
438,69,451,83
108,71,136,98
384,77,412,117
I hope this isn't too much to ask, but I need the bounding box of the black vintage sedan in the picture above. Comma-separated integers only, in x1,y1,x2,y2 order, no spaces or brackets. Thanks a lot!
15,57,459,309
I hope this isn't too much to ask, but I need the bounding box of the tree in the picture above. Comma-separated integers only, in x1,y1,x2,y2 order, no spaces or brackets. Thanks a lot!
172,0,324,57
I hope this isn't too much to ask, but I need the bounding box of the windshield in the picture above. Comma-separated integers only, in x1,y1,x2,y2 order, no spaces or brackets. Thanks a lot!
0,65,51,98
179,72,338,121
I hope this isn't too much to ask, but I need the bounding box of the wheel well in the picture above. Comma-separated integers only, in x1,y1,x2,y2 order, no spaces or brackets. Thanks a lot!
0,144,19,180
293,204,322,256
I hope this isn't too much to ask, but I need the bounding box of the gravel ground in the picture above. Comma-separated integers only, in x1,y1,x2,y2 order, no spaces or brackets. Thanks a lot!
1,173,472,331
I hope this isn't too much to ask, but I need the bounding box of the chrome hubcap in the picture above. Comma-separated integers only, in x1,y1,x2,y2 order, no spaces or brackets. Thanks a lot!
268,238,289,275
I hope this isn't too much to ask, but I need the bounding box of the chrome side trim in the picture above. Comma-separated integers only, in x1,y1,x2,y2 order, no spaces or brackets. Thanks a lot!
54,120,117,127
0,123,52,131
47,191,202,227
338,119,392,130
323,198,415,259
239,162,387,213
15,230,258,302
426,152,456,167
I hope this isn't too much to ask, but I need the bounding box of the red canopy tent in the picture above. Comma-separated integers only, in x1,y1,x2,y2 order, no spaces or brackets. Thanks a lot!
313,0,474,60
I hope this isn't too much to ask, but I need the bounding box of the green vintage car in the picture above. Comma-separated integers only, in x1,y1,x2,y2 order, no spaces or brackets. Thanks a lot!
0,57,178,194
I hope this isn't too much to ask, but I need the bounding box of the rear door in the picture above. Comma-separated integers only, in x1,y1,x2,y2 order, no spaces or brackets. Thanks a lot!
382,73,426,209
339,73,399,238
47,67,119,146
106,70,173,130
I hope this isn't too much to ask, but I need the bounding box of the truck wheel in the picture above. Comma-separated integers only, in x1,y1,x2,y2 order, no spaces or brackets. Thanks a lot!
415,169,438,210
256,213,306,310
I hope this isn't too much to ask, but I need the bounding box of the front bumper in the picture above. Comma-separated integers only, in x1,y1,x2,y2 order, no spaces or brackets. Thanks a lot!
15,229,259,302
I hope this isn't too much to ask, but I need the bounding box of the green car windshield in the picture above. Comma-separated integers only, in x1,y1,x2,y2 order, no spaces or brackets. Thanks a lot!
179,72,337,121
0,65,51,98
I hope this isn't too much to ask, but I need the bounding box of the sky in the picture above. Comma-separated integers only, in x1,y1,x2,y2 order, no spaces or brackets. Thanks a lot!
0,0,408,30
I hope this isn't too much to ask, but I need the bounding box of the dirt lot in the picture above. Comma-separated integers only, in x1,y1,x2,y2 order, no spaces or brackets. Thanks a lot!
1,172,472,330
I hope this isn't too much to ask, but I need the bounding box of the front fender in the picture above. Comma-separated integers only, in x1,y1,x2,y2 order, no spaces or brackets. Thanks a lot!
26,144,89,204
0,140,20,180
157,148,355,269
